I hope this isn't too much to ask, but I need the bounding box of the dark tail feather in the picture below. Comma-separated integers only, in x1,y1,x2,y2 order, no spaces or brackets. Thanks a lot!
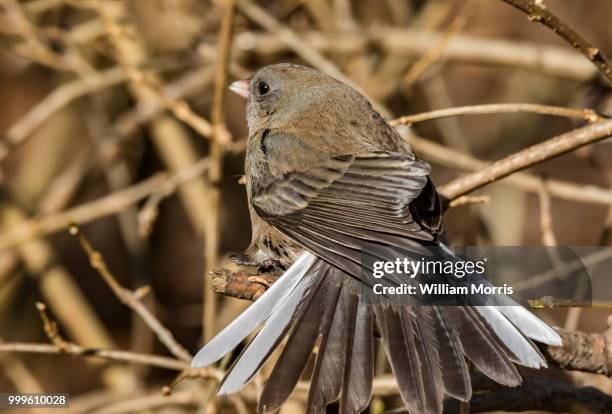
258,267,330,413
374,305,426,414
307,273,350,414
432,307,471,401
340,300,374,414
412,307,444,414
448,307,522,386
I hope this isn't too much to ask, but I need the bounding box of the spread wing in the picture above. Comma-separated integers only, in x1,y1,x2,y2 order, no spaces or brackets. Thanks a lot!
251,151,443,279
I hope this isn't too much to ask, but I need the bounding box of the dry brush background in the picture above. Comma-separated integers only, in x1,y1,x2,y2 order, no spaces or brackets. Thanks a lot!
0,0,611,413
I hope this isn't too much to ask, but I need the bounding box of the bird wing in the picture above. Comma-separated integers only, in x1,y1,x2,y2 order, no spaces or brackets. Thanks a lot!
251,151,443,280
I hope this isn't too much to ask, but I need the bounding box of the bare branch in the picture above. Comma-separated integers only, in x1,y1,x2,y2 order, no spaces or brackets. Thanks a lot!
439,119,612,201
390,103,604,126
500,0,612,85
404,133,612,206
0,342,190,372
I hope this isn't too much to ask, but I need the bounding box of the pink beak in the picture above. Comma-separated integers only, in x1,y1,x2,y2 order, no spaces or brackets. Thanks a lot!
229,79,250,98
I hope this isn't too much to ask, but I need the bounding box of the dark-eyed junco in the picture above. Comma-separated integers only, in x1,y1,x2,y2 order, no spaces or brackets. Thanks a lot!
193,63,561,414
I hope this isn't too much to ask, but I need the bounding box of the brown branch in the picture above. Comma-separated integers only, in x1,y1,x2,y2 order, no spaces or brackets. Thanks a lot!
0,157,209,251
69,226,192,362
0,342,190,372
401,7,469,90
439,119,612,201
543,324,612,378
0,66,126,162
210,267,281,301
390,103,604,126
444,376,612,414
404,133,612,206
500,0,612,85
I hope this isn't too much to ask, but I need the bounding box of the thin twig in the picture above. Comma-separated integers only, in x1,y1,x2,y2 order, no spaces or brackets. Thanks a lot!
448,195,490,208
35,302,70,350
69,225,193,362
0,342,190,371
500,0,612,85
390,103,604,126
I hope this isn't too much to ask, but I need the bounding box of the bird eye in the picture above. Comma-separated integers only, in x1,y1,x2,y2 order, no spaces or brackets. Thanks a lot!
257,81,270,95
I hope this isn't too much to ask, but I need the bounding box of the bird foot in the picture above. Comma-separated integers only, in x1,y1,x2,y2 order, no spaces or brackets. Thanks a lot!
228,254,286,273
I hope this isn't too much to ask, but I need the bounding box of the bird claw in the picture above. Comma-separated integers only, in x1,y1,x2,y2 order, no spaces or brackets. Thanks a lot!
257,258,286,273
228,254,286,273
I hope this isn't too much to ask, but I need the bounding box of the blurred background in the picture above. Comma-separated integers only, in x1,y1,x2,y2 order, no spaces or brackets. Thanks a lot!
0,0,610,412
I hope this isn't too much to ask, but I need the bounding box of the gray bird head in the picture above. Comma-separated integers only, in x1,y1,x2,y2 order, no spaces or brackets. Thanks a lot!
229,63,353,132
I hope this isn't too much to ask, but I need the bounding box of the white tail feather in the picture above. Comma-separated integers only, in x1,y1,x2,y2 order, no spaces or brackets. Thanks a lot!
475,306,547,369
219,275,313,394
496,305,562,346
191,252,317,368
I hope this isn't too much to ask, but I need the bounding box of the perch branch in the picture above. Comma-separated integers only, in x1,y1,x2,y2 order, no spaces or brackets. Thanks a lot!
542,324,612,378
500,0,612,85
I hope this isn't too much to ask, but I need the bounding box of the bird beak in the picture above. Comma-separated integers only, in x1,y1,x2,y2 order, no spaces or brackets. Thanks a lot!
229,79,250,98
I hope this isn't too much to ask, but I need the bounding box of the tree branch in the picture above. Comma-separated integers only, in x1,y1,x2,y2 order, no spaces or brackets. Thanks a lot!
0,342,189,372
406,133,612,206
390,103,604,126
500,0,612,85
439,119,612,201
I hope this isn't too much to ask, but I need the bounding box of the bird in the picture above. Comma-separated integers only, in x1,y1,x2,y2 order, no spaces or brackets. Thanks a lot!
192,63,562,414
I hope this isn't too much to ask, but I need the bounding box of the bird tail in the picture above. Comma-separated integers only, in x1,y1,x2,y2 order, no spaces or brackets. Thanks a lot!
192,252,562,414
